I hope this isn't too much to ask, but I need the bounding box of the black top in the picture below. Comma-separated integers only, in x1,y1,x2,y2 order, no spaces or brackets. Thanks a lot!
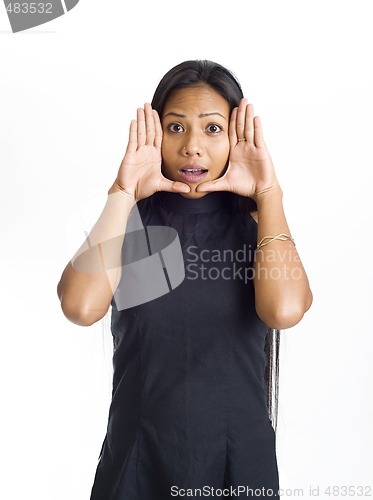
90,190,280,499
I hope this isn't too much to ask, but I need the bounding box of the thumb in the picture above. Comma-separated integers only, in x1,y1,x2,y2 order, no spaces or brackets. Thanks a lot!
159,177,191,194
196,177,230,193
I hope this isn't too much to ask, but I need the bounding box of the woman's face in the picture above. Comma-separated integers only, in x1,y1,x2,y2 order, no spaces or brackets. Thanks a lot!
161,85,231,198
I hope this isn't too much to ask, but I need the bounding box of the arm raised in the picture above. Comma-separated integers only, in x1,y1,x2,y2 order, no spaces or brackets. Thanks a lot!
57,104,190,326
252,188,313,329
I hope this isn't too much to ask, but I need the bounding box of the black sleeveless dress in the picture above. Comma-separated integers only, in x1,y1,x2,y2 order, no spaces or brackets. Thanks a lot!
89,190,280,499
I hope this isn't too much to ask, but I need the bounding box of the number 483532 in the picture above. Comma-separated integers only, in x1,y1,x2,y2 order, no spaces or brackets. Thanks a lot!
6,3,53,14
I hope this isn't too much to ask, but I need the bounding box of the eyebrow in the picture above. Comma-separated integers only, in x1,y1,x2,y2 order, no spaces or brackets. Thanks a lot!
163,112,227,121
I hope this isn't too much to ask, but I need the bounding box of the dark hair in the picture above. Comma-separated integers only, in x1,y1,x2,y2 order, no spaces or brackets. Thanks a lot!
139,59,280,431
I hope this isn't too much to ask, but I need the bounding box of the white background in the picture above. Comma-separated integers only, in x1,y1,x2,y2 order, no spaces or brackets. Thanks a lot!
1,1,372,499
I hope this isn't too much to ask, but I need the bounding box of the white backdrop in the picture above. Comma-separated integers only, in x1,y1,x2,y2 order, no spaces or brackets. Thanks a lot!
1,1,372,499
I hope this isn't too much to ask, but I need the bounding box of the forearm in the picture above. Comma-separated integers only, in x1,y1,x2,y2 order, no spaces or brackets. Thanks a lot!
57,183,137,325
252,188,313,329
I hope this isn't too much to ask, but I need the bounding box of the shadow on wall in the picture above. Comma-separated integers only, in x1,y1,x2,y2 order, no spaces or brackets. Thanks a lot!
3,0,80,33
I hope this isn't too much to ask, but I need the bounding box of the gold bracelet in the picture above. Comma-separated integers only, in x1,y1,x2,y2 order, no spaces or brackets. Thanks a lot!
256,233,295,250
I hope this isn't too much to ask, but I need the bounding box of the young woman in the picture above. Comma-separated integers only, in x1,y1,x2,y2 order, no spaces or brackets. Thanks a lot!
57,60,313,499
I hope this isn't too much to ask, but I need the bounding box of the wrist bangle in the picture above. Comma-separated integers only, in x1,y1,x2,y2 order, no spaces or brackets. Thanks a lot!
256,233,295,250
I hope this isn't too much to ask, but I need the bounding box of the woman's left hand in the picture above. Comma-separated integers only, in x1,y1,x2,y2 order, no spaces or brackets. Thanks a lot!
196,98,281,201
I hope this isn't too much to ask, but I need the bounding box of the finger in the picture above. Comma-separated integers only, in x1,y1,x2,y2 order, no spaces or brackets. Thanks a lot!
159,177,190,194
195,177,230,193
144,103,155,146
153,109,163,149
228,107,238,147
236,98,248,140
254,116,266,148
137,107,146,148
126,119,138,154
244,103,254,145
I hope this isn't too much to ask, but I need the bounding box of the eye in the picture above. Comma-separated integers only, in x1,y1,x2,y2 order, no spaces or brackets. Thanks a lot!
167,123,184,133
206,123,223,134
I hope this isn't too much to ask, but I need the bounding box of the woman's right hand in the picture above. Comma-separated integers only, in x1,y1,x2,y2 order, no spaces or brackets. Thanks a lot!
110,103,190,201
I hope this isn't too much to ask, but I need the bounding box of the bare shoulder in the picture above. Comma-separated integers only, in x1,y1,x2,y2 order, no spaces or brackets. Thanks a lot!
250,211,258,223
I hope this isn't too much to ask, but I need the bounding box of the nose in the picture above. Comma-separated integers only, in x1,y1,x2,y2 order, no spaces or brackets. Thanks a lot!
181,131,204,157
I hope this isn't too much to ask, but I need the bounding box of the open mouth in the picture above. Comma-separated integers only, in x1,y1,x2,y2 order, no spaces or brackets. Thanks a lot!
179,168,208,183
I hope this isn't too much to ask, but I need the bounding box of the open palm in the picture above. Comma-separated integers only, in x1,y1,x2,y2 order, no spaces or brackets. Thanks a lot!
196,99,281,200
114,103,190,201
